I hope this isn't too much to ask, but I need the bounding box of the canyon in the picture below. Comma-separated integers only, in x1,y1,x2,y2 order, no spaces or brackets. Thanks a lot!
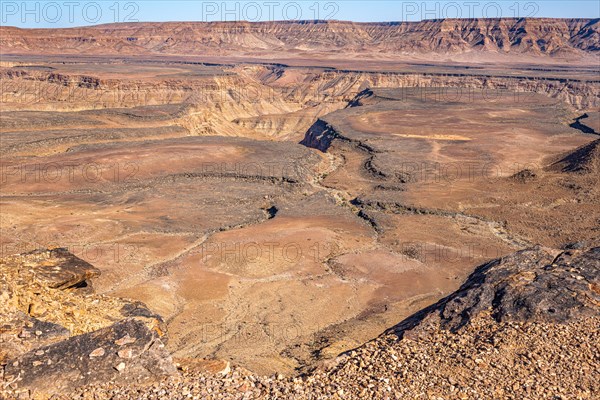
0,18,599,398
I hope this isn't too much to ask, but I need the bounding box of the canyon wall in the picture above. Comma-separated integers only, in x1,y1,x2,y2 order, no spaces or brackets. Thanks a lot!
2,65,598,118
1,19,599,57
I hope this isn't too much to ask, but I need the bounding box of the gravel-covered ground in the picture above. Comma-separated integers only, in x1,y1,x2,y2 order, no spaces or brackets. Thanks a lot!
59,314,599,400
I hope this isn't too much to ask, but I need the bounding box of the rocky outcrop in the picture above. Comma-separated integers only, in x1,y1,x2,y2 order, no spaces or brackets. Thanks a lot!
3,319,176,395
388,246,600,335
24,248,100,290
3,246,599,398
0,249,177,398
299,119,339,151
549,139,600,174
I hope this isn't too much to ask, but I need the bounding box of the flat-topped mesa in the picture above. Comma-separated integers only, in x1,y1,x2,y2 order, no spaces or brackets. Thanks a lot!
1,18,598,57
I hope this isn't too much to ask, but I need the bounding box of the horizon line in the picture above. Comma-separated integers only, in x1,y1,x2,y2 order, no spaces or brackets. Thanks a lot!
3,16,599,30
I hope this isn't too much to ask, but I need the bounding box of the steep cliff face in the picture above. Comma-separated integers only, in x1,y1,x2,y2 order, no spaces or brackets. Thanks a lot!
2,65,598,117
1,19,598,57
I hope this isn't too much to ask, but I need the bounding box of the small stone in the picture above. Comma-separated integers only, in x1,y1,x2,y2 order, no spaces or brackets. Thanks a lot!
35,350,44,356
115,334,136,346
28,303,47,317
35,331,42,336
89,347,105,358
115,362,126,372
32,361,42,367
18,330,31,339
117,348,133,359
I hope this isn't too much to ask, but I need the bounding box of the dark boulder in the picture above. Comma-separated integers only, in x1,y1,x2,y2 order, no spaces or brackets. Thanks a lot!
3,318,177,395
390,246,600,335
24,248,101,290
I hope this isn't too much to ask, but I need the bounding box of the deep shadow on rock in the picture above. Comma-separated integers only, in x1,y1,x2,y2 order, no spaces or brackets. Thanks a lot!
570,112,600,135
548,139,600,174
388,246,600,336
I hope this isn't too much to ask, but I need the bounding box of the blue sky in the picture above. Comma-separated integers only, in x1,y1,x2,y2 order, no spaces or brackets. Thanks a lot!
1,1,599,28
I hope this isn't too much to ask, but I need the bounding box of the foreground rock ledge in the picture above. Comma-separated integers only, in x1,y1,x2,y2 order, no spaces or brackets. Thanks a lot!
0,249,176,398
2,246,599,399
388,245,600,335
